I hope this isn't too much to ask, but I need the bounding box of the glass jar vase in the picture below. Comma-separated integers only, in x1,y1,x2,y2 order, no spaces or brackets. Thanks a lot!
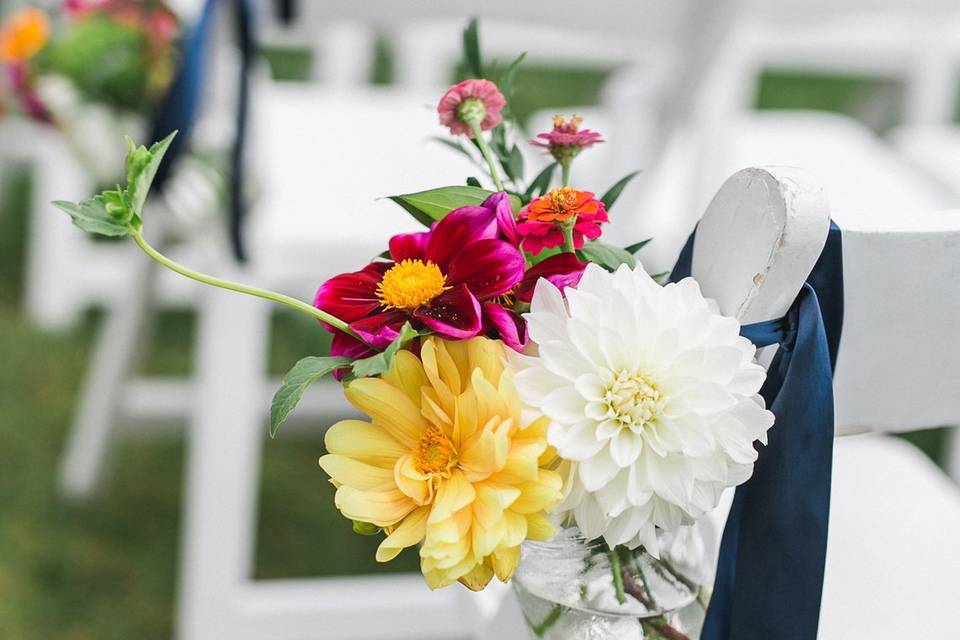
512,525,711,639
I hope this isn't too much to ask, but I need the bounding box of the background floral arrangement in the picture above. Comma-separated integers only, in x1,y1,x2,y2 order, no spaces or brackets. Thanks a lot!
0,0,179,179
51,19,775,636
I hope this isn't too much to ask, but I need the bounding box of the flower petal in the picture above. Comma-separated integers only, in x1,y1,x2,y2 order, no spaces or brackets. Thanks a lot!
389,230,430,261
516,253,585,302
334,486,417,528
313,262,389,324
429,469,477,523
483,191,519,245
324,419,408,468
413,285,482,339
376,506,430,562
483,302,526,351
319,454,396,490
344,377,429,449
446,238,525,299
349,309,408,349
425,206,498,268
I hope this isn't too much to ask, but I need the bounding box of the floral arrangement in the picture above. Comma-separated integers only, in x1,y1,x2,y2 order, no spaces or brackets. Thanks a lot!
52,20,775,637
1,1,179,179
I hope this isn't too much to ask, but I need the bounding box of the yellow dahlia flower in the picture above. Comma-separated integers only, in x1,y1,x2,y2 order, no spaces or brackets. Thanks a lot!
319,336,563,590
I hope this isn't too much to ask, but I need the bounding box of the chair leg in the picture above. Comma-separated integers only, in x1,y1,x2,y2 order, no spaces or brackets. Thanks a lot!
176,284,270,640
23,129,92,330
58,257,155,500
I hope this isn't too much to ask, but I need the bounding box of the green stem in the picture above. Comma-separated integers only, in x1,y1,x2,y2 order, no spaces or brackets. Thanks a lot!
525,605,565,638
607,547,627,605
561,161,571,187
129,228,362,341
560,219,577,254
469,122,505,192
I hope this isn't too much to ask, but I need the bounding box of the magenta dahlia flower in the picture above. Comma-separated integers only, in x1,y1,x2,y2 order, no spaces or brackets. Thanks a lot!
315,192,587,358
315,194,525,359
437,79,506,137
531,115,603,163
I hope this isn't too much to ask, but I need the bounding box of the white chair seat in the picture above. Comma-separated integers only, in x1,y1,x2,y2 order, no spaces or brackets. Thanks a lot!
821,435,960,639
705,435,960,639
888,123,960,202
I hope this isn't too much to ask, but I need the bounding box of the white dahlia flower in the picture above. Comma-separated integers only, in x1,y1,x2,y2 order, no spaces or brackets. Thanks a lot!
510,263,774,553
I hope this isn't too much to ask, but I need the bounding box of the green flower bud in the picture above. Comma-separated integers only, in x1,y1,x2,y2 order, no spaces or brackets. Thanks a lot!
352,520,381,536
456,97,487,128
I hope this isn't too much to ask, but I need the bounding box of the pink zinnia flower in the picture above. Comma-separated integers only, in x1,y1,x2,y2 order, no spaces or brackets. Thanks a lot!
531,115,603,163
518,188,609,255
437,79,506,137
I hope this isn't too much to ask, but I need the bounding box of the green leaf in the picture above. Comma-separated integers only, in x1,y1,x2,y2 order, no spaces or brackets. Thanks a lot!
623,238,652,254
350,323,420,379
505,145,525,183
431,136,477,162
270,356,352,436
126,131,176,219
600,170,641,210
352,520,382,536
526,245,562,265
462,17,483,78
578,240,637,272
53,197,130,237
387,185,520,226
498,52,527,99
523,162,558,201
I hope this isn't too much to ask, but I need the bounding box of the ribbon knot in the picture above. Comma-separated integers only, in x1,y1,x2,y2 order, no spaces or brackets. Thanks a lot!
671,222,843,640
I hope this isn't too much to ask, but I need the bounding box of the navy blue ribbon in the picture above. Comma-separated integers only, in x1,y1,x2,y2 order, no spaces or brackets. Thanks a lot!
149,0,254,261
670,222,843,640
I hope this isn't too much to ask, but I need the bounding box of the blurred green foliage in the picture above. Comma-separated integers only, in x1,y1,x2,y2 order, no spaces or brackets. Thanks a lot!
41,16,161,112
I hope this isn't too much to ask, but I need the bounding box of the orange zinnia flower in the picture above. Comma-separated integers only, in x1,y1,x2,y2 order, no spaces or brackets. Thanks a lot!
525,187,603,223
0,7,50,64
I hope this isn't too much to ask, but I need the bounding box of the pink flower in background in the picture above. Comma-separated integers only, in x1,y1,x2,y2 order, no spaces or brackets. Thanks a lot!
5,63,50,123
437,79,506,137
531,115,603,163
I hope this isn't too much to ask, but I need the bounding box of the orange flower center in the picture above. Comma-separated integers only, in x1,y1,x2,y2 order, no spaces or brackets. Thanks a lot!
0,7,50,63
413,426,458,474
530,187,581,222
377,259,448,310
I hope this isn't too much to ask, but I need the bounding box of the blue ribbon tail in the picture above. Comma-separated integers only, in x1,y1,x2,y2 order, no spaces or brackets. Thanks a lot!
671,223,843,640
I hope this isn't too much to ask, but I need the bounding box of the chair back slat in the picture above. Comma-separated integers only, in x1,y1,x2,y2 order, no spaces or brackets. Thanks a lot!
833,210,960,433
690,166,830,324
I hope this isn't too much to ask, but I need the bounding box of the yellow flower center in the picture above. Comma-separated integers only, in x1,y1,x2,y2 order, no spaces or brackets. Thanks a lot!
377,259,448,310
548,187,579,213
413,426,458,475
603,369,664,433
